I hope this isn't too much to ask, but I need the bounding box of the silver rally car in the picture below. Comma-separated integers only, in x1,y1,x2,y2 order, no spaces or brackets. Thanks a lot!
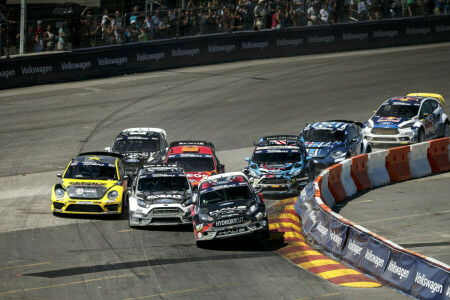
128,164,193,227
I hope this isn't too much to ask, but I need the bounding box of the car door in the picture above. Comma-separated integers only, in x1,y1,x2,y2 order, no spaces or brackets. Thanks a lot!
346,126,361,156
429,100,441,138
419,101,434,139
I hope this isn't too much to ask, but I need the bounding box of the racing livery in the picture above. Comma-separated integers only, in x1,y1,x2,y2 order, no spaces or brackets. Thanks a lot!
128,164,193,227
363,93,449,144
164,141,225,187
243,135,314,194
301,121,371,172
106,128,168,175
186,172,269,247
51,152,129,215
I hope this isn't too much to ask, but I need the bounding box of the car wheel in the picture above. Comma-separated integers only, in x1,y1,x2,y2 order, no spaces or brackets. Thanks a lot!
260,229,271,240
196,240,211,248
128,213,137,229
52,211,60,217
366,145,372,153
444,122,450,137
418,129,425,142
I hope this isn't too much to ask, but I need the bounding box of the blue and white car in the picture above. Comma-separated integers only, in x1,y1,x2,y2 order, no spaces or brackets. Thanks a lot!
243,135,314,195
362,93,449,145
300,121,371,173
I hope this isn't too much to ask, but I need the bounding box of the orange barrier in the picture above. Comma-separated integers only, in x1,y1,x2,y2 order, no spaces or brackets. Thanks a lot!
386,146,412,182
350,154,370,191
327,164,346,203
314,176,323,198
427,137,450,173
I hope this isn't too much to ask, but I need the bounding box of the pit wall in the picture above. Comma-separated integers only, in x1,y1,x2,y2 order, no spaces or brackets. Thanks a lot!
295,138,450,299
1,15,450,89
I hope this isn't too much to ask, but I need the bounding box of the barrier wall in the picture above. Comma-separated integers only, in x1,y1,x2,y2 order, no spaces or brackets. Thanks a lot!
1,15,450,89
295,138,450,300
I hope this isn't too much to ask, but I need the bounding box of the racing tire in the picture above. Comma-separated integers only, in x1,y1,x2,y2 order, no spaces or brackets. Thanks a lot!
52,211,61,217
260,229,271,240
418,129,425,143
196,240,211,248
444,122,450,138
366,145,372,153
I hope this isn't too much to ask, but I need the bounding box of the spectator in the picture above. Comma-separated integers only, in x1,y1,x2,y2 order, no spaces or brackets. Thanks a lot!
143,14,154,39
254,0,267,29
307,0,319,25
35,21,45,52
126,19,140,42
292,0,305,26
89,19,102,46
79,17,91,48
26,25,35,53
405,0,415,16
320,2,330,23
57,24,67,50
434,0,444,13
102,9,112,27
130,6,144,28
272,9,282,27
102,20,115,45
391,0,402,17
45,25,56,51
112,11,123,43
358,0,368,19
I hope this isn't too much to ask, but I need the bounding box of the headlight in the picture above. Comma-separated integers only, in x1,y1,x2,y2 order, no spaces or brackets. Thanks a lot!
366,121,373,128
400,122,414,128
247,203,258,215
248,169,261,178
137,199,150,208
199,213,213,222
331,149,345,159
107,190,119,200
290,168,303,177
55,188,65,198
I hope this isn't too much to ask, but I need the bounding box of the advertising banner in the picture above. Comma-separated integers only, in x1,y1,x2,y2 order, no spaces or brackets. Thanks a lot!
358,237,391,280
340,227,370,267
381,250,418,295
410,260,450,300
323,217,348,259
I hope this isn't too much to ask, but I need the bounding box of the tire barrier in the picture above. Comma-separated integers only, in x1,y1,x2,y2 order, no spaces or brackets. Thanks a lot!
350,154,371,192
366,150,391,187
296,138,450,300
266,198,380,287
408,142,432,178
341,159,358,197
386,146,412,182
328,164,347,203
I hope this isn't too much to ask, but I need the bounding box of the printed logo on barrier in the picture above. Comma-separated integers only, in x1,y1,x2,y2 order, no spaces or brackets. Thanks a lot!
309,211,317,223
61,61,92,70
406,27,431,35
0,69,16,79
208,44,236,53
364,249,385,268
276,38,303,47
348,239,363,256
342,32,368,40
98,57,128,66
435,25,450,32
21,65,52,75
446,285,450,297
308,35,334,44
171,48,200,57
241,41,269,49
373,30,399,38
136,52,165,62
414,272,443,294
330,230,343,246
386,260,410,280
317,222,328,237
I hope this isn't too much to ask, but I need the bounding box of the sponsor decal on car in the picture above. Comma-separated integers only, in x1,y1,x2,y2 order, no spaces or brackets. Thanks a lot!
216,227,247,236
214,217,244,227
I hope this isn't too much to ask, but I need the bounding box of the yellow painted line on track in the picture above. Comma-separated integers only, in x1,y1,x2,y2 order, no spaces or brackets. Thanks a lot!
340,281,382,288
298,259,340,269
0,273,145,296
316,269,361,279
123,282,239,300
269,222,301,232
359,210,450,224
284,241,309,247
296,292,340,300
283,232,305,241
269,213,299,220
283,251,321,259
0,262,51,271
118,229,135,233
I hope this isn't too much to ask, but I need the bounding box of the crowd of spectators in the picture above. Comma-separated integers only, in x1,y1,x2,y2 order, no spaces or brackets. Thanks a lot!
1,0,449,56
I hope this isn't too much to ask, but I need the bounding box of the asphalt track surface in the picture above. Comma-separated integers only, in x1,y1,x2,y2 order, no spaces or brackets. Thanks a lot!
1,43,449,299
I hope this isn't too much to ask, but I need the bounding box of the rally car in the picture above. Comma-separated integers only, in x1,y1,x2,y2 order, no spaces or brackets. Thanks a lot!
243,135,314,195
184,172,269,247
105,128,168,175
128,164,193,227
300,121,371,172
51,152,129,215
164,141,225,187
362,93,449,145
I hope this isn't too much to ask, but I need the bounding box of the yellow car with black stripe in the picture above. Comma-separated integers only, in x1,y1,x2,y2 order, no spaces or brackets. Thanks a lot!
51,152,129,215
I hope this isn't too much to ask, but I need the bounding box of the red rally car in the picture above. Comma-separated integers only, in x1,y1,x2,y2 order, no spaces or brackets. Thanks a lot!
164,141,225,187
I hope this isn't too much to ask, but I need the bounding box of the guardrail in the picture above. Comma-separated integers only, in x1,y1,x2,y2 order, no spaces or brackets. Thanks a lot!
1,14,450,90
295,138,450,299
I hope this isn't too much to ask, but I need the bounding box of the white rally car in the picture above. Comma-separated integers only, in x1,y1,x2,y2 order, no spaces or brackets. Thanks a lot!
128,164,193,227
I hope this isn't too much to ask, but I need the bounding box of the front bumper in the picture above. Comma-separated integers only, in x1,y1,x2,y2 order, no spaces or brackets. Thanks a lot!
310,156,345,174
249,176,308,195
195,218,268,241
129,205,191,226
52,199,122,214
363,129,417,145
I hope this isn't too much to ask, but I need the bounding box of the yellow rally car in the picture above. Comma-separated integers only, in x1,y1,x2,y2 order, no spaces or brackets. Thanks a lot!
51,152,129,215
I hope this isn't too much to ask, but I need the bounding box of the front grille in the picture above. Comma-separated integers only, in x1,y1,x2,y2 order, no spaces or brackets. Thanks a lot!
261,186,289,192
124,167,139,175
260,178,289,185
150,218,181,224
66,204,104,213
53,202,65,210
373,137,398,142
371,128,399,135
151,208,182,215
105,204,119,212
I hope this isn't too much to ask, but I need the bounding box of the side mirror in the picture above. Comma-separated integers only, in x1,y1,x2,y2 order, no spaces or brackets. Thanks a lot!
105,147,111,152
123,174,129,180
136,191,145,199
351,138,357,143
245,157,250,162
258,193,264,203
57,173,62,178
182,196,193,207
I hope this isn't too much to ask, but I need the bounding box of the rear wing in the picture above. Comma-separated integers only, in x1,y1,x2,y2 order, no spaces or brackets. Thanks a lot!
407,93,445,107
78,151,124,159
326,120,363,128
256,135,303,147
169,140,215,152
140,163,185,173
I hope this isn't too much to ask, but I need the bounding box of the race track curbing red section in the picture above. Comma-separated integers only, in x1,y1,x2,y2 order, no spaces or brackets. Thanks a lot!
266,198,381,288
296,138,450,299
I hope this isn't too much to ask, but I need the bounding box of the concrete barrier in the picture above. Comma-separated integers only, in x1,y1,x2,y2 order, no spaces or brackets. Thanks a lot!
386,146,411,182
315,170,335,208
408,142,432,178
340,159,357,197
427,137,450,173
366,150,390,187
327,164,346,203
350,154,371,191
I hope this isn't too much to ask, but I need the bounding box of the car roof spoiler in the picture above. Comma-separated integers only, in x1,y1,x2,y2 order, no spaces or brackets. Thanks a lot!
326,120,363,128
78,151,124,159
169,140,215,151
407,93,445,107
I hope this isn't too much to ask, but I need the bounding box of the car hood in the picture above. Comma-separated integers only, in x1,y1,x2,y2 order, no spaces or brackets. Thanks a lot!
186,171,214,186
141,190,188,204
258,163,294,174
305,141,344,158
201,199,251,217
62,179,118,199
371,116,412,127
122,152,156,164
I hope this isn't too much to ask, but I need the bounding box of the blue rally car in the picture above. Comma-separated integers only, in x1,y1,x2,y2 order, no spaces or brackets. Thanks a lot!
362,93,449,145
300,121,372,173
243,135,314,195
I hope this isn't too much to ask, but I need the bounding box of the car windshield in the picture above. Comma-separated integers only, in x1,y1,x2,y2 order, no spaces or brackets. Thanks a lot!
375,104,419,118
252,151,301,164
199,186,251,205
112,138,159,153
64,164,117,180
166,157,215,172
302,130,345,142
137,177,189,192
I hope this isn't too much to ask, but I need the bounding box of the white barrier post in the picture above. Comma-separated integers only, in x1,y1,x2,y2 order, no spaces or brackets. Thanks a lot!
367,150,390,187
408,142,432,178
340,159,357,197
318,169,335,208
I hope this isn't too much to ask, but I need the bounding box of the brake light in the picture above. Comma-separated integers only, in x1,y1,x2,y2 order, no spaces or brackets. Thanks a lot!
258,193,264,203
182,147,199,153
